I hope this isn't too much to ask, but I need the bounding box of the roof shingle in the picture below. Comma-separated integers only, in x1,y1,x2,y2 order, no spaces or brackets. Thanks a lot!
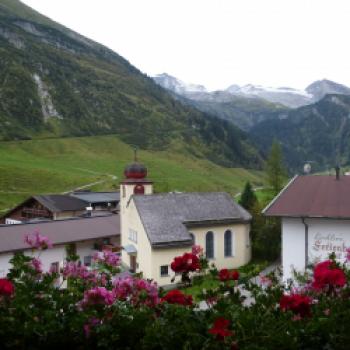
133,192,251,248
264,175,350,218
0,214,120,253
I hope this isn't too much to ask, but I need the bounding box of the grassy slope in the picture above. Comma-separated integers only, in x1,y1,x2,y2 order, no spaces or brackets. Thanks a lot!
0,135,266,212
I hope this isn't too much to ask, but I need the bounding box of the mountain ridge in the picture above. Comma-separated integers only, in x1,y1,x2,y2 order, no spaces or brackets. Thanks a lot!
0,0,263,169
153,73,350,109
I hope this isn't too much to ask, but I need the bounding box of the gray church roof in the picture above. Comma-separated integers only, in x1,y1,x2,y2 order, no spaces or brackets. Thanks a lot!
133,192,251,248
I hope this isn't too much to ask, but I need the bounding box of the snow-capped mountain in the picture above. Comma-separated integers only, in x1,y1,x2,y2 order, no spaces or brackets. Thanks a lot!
226,80,350,108
153,73,350,109
153,73,207,95
305,79,350,101
225,83,313,108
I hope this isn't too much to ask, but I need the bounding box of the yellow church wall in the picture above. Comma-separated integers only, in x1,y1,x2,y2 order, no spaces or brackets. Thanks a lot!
120,182,153,278
189,223,251,270
150,223,251,286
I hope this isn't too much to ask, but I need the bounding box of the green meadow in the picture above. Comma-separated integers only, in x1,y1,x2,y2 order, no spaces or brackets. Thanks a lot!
0,135,266,212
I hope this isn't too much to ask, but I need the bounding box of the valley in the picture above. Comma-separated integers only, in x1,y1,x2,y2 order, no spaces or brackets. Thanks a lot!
0,135,266,212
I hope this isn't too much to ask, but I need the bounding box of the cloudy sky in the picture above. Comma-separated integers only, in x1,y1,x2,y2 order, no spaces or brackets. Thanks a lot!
22,0,350,91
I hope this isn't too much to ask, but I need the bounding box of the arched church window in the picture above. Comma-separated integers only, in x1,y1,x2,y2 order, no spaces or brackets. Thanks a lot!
206,231,214,259
224,230,233,257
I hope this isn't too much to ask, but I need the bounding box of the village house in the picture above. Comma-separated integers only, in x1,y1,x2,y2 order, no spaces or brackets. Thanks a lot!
120,162,252,286
263,170,350,280
0,213,120,278
0,191,120,224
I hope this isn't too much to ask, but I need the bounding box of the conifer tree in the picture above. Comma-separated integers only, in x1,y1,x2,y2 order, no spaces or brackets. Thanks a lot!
266,140,287,195
239,181,257,211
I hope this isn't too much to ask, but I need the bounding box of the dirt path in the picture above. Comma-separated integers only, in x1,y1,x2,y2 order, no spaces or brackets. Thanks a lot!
62,168,118,194
234,186,265,198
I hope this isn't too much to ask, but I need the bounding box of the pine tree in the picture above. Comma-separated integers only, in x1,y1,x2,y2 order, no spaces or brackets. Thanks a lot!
239,181,257,211
266,141,287,195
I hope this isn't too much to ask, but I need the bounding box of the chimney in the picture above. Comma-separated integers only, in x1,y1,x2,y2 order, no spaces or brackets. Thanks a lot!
335,166,340,180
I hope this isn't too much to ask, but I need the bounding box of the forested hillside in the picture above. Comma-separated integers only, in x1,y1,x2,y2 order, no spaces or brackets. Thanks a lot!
0,0,262,168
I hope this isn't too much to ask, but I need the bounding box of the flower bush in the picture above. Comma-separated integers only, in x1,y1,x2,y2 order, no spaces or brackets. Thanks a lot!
1,233,350,349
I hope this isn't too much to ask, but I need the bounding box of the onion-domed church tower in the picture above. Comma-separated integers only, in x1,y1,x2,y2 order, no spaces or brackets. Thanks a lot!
120,160,153,207
120,154,153,272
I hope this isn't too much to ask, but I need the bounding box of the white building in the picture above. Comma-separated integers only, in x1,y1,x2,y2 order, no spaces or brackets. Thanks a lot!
120,162,252,286
263,173,350,280
0,214,120,277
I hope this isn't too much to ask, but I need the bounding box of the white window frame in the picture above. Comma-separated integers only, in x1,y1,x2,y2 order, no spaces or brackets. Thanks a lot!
160,265,169,277
128,228,138,243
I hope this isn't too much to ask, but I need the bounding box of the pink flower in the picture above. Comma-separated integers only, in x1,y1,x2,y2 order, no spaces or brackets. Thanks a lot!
79,287,115,309
30,257,43,274
346,247,350,262
192,245,203,256
259,275,272,287
113,276,159,307
83,317,101,338
93,250,121,268
24,231,52,250
62,262,97,283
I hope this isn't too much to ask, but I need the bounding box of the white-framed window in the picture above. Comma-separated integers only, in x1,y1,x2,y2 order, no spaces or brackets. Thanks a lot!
129,228,138,243
160,265,169,277
84,256,92,267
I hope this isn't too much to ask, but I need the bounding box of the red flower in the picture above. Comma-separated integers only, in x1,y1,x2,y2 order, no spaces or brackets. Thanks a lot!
208,317,233,340
280,294,312,318
171,253,200,273
312,260,346,290
218,269,239,282
161,290,193,306
0,278,14,297
219,268,231,281
231,270,239,281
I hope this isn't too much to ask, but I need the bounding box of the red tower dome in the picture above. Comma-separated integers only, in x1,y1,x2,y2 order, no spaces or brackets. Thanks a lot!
124,162,147,179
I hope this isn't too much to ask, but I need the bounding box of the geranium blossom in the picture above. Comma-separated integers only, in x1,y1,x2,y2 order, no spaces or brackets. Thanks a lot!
208,317,233,340
231,270,239,281
161,289,193,306
30,257,43,274
79,287,115,309
346,247,350,262
83,317,101,338
62,261,97,282
170,252,200,273
113,276,159,307
312,260,346,290
192,245,203,256
219,268,231,281
280,294,312,318
0,278,14,297
218,269,240,282
24,231,52,250
93,250,121,268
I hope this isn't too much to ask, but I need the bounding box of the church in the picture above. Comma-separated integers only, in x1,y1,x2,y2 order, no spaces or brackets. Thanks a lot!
0,160,252,287
120,161,252,286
